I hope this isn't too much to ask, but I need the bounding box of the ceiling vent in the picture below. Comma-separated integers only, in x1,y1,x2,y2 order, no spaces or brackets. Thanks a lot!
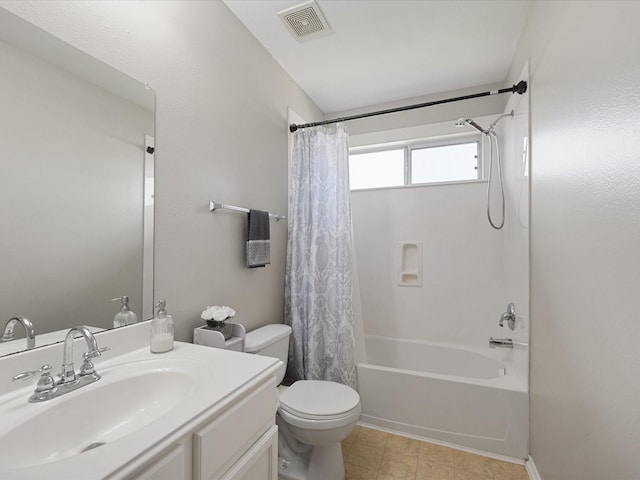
278,1,332,42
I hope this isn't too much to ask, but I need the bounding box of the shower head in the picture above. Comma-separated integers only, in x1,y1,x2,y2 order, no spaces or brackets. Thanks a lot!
454,110,514,135
454,118,486,134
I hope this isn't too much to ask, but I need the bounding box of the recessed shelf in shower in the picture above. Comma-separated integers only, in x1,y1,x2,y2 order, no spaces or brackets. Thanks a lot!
398,241,423,287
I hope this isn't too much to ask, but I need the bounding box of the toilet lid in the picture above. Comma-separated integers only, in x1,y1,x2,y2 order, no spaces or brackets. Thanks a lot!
279,380,360,420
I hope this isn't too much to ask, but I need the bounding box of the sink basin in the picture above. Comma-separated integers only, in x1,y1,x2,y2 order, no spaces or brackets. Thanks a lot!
0,357,200,469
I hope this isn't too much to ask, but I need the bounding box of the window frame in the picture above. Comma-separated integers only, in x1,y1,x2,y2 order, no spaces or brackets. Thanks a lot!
349,133,484,191
348,144,407,190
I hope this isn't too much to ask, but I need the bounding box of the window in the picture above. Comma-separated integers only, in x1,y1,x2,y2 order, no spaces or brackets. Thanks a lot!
411,142,479,184
349,136,481,191
348,148,404,190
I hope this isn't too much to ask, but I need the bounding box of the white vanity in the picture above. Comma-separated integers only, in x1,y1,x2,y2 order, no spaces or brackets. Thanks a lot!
0,323,281,480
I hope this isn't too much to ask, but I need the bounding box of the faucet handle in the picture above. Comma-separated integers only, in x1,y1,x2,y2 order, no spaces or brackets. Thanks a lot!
499,303,517,330
84,346,110,359
80,347,109,376
13,364,56,397
34,365,56,393
12,364,52,382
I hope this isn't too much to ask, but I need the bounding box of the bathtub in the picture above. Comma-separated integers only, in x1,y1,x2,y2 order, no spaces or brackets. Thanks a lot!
356,335,529,459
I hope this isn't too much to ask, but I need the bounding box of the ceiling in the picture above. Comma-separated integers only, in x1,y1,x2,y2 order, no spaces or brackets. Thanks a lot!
223,0,531,114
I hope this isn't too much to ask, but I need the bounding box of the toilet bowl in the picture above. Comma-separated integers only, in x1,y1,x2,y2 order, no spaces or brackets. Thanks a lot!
244,324,361,480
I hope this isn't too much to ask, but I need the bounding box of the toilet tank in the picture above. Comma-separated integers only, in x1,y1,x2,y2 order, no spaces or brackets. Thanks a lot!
245,324,291,384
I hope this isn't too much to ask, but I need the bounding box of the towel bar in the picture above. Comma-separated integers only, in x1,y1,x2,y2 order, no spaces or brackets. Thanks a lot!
209,201,285,221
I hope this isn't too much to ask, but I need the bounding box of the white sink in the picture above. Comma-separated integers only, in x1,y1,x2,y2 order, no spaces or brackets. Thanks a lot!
0,356,201,470
0,333,279,480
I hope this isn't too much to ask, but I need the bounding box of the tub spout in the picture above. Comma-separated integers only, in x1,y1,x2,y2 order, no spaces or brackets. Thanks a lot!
489,337,528,349
489,337,513,349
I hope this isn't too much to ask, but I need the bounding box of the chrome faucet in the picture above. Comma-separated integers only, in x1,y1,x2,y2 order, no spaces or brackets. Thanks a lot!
2,316,35,349
489,337,514,349
60,325,102,384
489,337,529,349
12,325,108,403
499,303,516,331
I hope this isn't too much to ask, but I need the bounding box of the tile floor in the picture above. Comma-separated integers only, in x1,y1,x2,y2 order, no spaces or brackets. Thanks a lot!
342,426,529,480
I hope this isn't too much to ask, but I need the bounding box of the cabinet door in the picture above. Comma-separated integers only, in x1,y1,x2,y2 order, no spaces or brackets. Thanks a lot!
193,378,276,480
131,444,185,480
220,425,278,480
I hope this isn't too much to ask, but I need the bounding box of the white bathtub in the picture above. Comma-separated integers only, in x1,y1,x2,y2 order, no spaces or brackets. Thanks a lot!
357,335,528,459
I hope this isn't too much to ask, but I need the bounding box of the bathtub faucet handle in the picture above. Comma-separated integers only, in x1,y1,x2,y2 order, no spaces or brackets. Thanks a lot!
499,303,516,330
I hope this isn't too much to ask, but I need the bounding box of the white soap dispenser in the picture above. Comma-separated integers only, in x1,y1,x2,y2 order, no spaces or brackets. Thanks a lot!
150,299,174,353
110,296,138,327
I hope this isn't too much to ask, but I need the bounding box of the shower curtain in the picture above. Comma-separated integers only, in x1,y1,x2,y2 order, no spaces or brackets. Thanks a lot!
285,123,356,389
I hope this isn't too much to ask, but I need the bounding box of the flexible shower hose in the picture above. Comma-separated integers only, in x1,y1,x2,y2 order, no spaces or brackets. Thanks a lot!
486,130,505,230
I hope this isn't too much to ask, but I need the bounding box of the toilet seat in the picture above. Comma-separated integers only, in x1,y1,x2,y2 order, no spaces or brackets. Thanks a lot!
278,380,361,430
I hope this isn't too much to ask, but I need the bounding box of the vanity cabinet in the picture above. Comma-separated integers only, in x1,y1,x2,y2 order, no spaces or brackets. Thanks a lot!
131,375,277,480
194,377,277,479
220,426,277,480
0,329,281,480
133,445,187,480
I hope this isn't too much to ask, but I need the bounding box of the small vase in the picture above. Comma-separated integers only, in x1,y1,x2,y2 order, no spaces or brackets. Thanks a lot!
206,319,233,340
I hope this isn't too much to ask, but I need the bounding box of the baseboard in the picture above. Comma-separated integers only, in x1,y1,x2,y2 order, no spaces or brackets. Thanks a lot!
525,455,541,480
357,421,526,465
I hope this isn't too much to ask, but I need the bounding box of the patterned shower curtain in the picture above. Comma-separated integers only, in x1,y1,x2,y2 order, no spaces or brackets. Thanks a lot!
285,123,356,389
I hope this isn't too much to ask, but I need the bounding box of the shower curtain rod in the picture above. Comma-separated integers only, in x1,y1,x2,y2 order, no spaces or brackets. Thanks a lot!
289,81,527,133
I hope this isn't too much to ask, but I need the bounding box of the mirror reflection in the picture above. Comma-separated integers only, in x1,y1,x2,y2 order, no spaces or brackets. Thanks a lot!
0,10,155,357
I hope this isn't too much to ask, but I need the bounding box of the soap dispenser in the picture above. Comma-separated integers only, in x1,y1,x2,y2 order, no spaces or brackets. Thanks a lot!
150,299,174,353
110,296,138,327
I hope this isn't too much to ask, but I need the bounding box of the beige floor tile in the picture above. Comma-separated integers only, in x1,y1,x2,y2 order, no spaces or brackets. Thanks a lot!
378,453,418,479
415,461,455,480
345,460,379,480
359,427,390,449
453,450,494,477
382,447,418,469
347,442,385,470
345,428,517,480
342,427,360,458
490,459,528,480
418,442,454,466
347,425,363,442
377,473,416,480
386,433,421,456
454,469,494,480
342,441,353,458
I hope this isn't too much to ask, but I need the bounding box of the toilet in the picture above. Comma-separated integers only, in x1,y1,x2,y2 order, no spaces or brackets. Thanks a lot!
244,324,361,480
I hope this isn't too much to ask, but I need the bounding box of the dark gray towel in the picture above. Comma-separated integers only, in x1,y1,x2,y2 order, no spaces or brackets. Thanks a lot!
247,209,270,268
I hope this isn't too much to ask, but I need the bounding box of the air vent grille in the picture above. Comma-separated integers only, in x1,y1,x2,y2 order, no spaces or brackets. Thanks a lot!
285,7,323,36
278,1,332,42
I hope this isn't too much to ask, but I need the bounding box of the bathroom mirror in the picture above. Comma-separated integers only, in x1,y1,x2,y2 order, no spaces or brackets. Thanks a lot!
0,9,155,357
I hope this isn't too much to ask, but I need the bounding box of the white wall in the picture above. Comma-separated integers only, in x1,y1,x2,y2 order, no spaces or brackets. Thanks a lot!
352,179,505,349
347,94,529,358
0,1,323,340
507,2,640,479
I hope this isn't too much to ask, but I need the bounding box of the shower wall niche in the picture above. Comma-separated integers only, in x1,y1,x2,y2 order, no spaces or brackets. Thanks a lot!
398,242,423,287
